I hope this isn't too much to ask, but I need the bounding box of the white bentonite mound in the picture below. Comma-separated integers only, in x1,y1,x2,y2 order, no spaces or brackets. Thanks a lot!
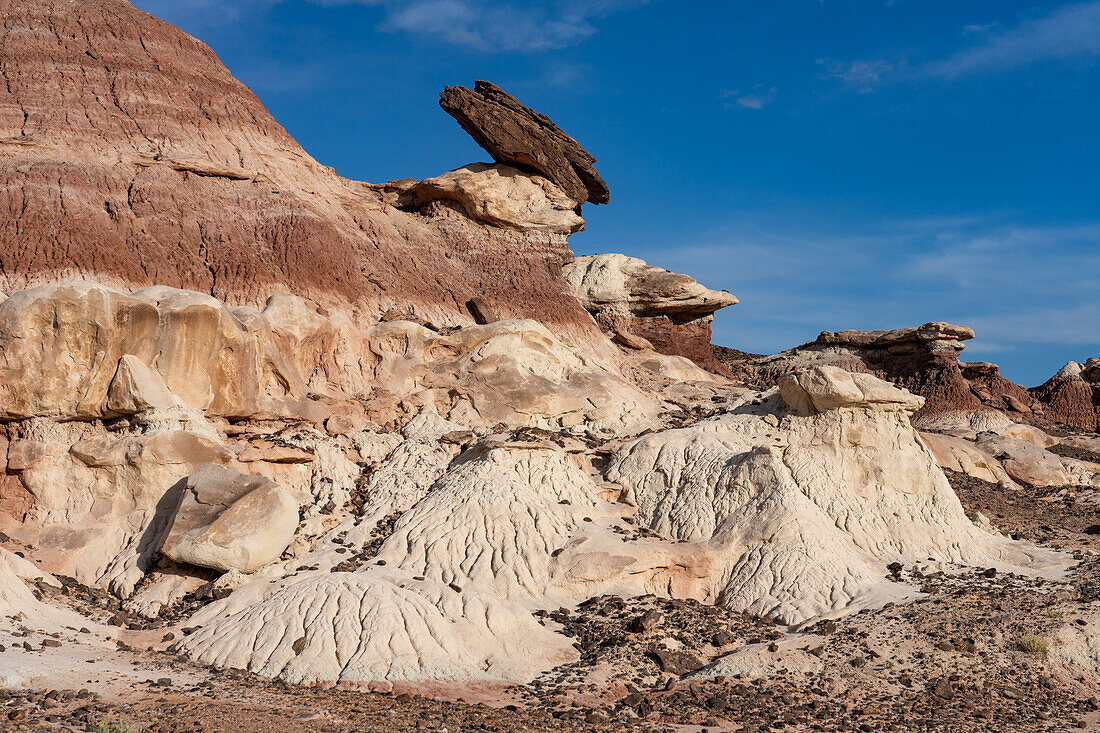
171,365,1069,682
607,367,1067,623
177,573,578,683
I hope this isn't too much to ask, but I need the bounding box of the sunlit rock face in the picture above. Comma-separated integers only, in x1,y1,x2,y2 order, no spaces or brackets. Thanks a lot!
564,253,738,373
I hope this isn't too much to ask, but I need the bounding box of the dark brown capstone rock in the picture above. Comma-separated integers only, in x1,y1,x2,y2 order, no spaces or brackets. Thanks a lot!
439,80,610,207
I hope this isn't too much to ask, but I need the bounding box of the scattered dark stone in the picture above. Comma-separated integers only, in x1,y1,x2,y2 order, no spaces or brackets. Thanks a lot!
649,649,706,676
465,298,498,325
931,678,955,701
711,630,736,647
629,610,662,634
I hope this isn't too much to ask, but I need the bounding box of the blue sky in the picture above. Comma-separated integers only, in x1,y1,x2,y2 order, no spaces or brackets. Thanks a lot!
132,0,1100,386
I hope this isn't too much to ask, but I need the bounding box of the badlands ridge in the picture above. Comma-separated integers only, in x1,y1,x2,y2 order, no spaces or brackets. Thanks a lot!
0,1,1099,730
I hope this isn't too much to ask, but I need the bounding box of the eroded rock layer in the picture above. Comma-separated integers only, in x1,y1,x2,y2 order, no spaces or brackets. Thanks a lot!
1030,360,1100,431
0,0,600,340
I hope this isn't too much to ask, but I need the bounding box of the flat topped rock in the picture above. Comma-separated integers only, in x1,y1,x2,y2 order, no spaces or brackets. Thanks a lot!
439,80,609,207
816,322,976,349
779,365,925,415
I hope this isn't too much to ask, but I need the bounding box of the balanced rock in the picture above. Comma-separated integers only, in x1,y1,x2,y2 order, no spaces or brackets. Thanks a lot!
721,322,1036,418
816,322,975,351
439,80,610,206
161,464,299,574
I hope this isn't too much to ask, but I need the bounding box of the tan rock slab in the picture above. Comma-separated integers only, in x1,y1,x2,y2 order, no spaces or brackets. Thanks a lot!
105,355,186,414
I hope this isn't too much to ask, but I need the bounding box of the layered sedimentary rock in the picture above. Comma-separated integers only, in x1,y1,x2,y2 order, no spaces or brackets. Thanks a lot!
0,0,603,343
1031,360,1100,431
439,80,610,206
564,254,737,374
718,322,1037,418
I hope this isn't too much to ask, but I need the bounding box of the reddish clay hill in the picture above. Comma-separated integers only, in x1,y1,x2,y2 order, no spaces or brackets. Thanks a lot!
0,0,600,336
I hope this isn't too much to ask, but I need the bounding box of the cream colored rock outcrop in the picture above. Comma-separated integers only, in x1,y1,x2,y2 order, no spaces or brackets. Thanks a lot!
563,253,737,320
6,422,237,594
0,282,319,421
366,318,660,435
974,433,1071,488
177,574,578,684
161,464,299,574
606,373,1065,624
778,365,924,415
410,163,584,235
106,355,186,414
919,432,1020,489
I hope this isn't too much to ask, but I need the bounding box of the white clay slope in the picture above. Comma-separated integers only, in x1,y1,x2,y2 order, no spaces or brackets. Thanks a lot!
173,366,1069,682
177,572,578,683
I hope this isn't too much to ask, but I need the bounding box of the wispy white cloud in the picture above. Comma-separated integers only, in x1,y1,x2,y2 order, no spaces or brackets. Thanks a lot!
824,2,1100,91
638,216,1100,384
926,2,1100,79
314,0,648,51
962,22,999,35
817,58,898,93
720,85,778,110
135,0,646,50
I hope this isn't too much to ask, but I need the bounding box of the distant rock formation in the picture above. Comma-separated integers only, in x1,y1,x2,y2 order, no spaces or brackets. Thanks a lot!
564,254,737,373
717,322,1038,418
440,81,610,207
1031,359,1100,431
